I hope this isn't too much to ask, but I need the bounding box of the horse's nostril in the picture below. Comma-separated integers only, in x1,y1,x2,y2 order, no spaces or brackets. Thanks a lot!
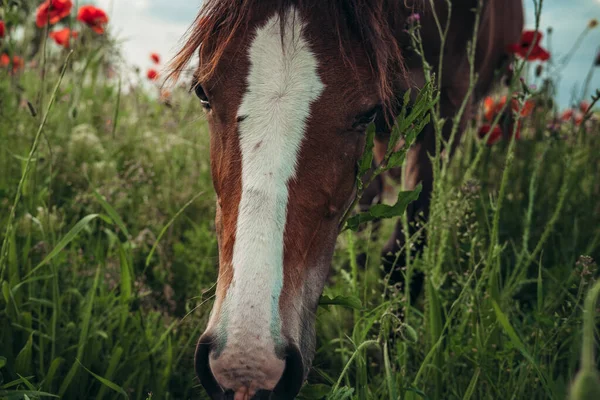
272,344,304,399
195,335,303,400
195,334,225,400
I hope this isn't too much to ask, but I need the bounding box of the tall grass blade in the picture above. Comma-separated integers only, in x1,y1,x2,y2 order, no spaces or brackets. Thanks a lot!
0,51,73,280
78,359,128,399
27,214,107,278
93,191,130,239
58,264,102,397
96,347,124,400
144,191,205,269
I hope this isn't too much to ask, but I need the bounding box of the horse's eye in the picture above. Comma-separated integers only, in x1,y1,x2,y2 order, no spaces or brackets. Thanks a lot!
192,82,211,109
353,107,379,129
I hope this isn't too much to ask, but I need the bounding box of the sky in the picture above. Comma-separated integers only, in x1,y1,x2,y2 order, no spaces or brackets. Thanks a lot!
96,0,600,109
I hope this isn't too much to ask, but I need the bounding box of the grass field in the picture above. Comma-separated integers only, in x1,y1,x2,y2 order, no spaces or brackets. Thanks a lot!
2,2,600,400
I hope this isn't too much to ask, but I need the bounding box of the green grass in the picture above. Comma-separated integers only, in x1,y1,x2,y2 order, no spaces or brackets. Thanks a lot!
2,4,600,400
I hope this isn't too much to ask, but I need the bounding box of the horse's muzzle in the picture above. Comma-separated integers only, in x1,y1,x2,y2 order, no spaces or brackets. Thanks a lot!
195,334,305,399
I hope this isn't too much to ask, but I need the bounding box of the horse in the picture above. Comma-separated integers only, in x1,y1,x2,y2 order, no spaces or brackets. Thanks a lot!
168,0,524,398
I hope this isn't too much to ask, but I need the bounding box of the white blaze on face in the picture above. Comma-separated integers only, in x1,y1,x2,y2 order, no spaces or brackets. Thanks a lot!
210,5,324,392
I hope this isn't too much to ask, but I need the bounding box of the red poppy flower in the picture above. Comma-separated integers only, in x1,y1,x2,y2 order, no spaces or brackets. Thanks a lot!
150,53,161,64
561,109,574,121
147,69,159,81
36,0,73,28
12,56,24,71
0,53,9,67
480,95,533,145
1,53,24,72
507,30,550,62
484,95,534,122
561,109,585,126
484,96,505,122
478,124,504,146
579,101,591,114
0,21,6,38
77,5,109,34
49,28,78,48
517,98,535,117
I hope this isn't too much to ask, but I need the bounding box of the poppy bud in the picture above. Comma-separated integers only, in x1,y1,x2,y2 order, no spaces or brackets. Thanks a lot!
407,13,420,24
535,64,543,77
569,370,600,400
399,323,418,343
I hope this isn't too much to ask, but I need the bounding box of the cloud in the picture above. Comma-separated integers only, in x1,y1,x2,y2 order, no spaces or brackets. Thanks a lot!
98,0,191,71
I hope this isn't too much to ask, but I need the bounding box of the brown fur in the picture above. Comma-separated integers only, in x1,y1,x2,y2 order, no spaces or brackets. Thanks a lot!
170,1,524,397
359,0,524,299
168,0,425,121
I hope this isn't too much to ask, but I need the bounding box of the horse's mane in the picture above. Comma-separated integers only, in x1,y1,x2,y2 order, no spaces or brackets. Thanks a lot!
167,0,422,116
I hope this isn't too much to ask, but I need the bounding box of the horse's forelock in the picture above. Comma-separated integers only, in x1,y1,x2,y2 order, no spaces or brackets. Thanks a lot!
167,0,412,119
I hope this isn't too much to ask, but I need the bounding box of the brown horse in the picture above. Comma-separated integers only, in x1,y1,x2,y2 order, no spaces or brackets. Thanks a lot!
169,0,523,398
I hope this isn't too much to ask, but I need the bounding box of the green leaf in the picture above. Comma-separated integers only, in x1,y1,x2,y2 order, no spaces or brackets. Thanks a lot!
344,184,422,231
78,360,128,398
384,89,413,160
319,295,362,310
463,369,480,400
0,356,6,369
491,300,528,357
11,275,54,296
93,191,130,239
14,334,33,376
96,347,124,400
299,384,331,399
396,83,436,135
403,89,412,108
28,214,105,277
15,374,36,391
383,341,398,400
118,244,132,333
149,321,177,355
145,190,205,268
385,147,408,170
58,265,102,397
491,300,551,393
358,123,376,177
42,357,64,392
327,387,354,400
